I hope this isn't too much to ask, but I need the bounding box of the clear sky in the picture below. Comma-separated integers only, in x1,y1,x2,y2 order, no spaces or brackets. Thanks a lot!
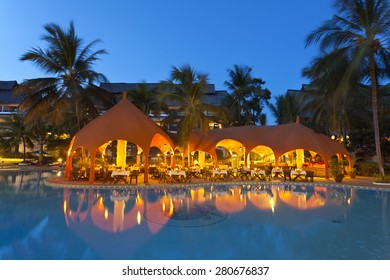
0,0,335,124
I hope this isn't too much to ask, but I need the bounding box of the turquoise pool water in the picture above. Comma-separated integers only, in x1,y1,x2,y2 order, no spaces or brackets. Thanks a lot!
0,170,389,260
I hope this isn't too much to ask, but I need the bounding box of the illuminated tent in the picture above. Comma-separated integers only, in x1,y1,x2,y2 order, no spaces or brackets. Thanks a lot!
64,93,174,183
189,119,350,177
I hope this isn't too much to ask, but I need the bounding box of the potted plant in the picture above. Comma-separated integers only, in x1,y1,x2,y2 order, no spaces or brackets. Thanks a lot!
330,157,344,183
348,155,358,178
350,167,357,178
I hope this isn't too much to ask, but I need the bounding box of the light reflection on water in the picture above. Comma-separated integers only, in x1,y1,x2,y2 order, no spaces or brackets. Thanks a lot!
0,171,389,260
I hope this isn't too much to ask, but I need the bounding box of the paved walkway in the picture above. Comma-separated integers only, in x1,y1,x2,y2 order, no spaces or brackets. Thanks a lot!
45,173,390,190
1,164,388,190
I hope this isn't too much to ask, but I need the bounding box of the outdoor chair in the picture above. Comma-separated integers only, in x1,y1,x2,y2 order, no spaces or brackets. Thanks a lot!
305,171,314,182
283,170,291,181
184,170,192,182
202,169,213,181
94,167,102,181
71,166,80,180
158,170,173,183
264,166,273,180
149,167,159,179
239,168,251,180
129,170,139,184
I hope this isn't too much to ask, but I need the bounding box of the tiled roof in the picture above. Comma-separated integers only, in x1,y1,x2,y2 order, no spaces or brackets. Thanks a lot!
100,82,228,106
0,81,17,90
0,80,23,104
100,82,217,94
100,83,160,93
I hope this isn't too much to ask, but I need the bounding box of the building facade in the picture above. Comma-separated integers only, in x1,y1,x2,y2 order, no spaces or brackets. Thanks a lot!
0,80,22,123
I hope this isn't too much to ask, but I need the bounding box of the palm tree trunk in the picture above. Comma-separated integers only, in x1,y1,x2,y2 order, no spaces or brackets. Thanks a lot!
39,139,44,165
22,138,26,162
187,142,191,167
75,101,82,132
369,57,385,177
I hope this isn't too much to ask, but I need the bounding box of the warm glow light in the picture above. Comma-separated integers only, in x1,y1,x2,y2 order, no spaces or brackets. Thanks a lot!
136,194,142,204
58,158,62,163
63,200,67,214
269,197,275,214
104,208,109,220
57,171,62,177
137,210,142,225
169,199,174,216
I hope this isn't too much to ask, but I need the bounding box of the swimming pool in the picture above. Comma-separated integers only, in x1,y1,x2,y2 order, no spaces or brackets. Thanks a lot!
0,170,389,260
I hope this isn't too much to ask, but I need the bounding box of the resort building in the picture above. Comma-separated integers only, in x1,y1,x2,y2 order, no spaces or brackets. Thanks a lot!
99,82,228,132
0,80,22,123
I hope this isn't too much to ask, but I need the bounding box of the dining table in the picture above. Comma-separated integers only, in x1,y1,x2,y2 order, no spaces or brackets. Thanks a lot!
167,170,186,182
250,169,266,180
111,170,130,184
271,167,283,178
212,169,228,181
291,170,307,181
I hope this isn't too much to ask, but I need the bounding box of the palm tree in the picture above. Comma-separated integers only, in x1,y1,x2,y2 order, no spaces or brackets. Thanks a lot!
305,0,390,176
224,64,270,126
268,92,304,124
126,82,168,116
0,114,34,161
160,65,226,165
27,117,52,165
302,49,362,136
14,21,114,131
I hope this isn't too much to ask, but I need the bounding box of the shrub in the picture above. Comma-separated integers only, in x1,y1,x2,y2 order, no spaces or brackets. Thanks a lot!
354,161,378,176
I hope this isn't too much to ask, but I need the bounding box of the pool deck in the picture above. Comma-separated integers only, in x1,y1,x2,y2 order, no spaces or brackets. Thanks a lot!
1,163,388,190
45,171,390,191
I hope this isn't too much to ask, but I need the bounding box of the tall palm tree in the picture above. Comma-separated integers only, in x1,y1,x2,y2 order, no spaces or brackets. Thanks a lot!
0,114,34,161
268,92,304,125
224,64,270,126
14,21,114,131
302,49,362,136
305,0,390,176
160,65,226,165
27,117,52,165
126,82,168,116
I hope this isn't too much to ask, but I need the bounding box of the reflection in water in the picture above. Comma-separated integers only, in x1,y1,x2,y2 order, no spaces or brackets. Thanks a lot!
61,184,371,259
1,173,389,260
0,170,57,193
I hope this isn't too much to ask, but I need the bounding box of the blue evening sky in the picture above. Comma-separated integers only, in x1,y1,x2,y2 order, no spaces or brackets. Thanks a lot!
0,0,335,124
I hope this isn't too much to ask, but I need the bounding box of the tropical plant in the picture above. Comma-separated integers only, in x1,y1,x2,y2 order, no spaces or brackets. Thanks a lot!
268,92,304,124
14,21,114,132
126,82,168,116
159,65,226,165
302,50,360,134
305,0,390,177
0,114,34,161
329,156,344,182
224,64,271,126
27,117,53,165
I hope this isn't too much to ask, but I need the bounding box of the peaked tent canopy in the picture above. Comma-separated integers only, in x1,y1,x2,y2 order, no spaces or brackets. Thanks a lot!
189,120,350,175
65,93,174,183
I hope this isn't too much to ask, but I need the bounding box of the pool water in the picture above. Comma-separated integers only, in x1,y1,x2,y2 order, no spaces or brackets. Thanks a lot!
0,170,389,260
